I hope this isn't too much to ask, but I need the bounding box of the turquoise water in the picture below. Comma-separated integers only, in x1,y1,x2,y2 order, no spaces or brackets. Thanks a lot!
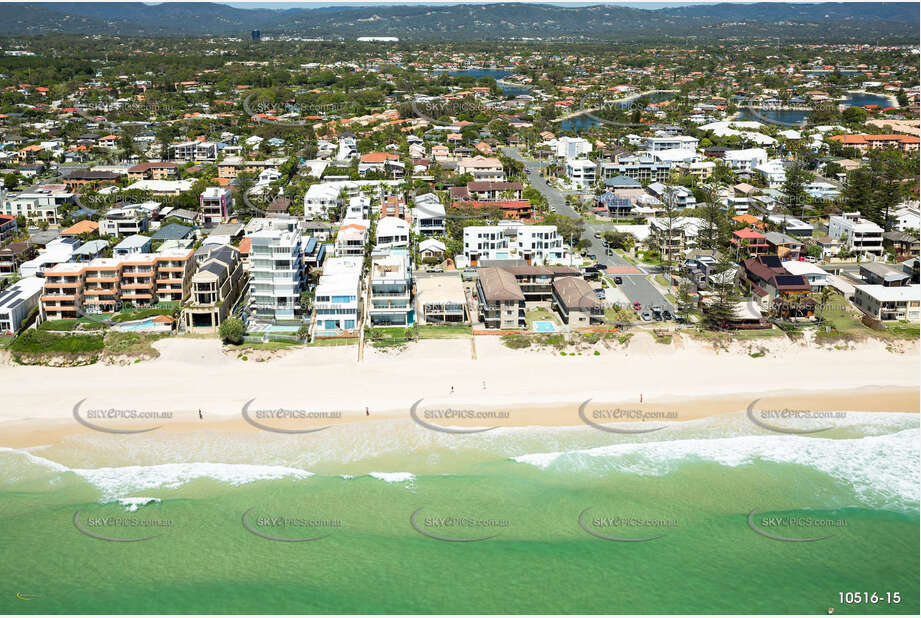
116,318,161,332
1,410,918,614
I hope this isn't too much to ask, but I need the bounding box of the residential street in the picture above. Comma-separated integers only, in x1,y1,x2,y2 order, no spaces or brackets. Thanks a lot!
503,147,674,314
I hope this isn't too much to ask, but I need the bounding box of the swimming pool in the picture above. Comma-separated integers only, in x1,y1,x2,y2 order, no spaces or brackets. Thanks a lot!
533,320,556,333
115,318,165,332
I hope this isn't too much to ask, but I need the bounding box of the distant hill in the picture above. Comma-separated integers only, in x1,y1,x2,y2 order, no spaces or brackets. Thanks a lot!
0,2,917,40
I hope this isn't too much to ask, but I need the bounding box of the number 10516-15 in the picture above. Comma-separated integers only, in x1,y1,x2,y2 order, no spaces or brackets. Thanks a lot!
839,592,900,604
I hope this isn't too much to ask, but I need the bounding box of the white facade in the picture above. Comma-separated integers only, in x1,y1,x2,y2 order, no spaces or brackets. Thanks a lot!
463,223,567,266
565,159,596,190
829,213,884,256
555,136,592,160
375,216,410,249
314,256,362,332
644,135,699,152
724,148,769,173
755,160,787,188
304,183,342,218
248,223,305,321
0,276,44,333
412,193,446,236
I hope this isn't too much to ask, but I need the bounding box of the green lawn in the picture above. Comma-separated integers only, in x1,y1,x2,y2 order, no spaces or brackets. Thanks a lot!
37,319,80,332
10,330,105,356
884,321,920,340
416,324,472,339
309,337,359,347
111,307,177,323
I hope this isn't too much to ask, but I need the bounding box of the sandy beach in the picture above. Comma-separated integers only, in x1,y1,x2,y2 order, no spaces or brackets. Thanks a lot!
1,333,918,448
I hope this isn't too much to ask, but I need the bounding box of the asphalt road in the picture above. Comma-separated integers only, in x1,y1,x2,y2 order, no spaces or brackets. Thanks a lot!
503,147,674,315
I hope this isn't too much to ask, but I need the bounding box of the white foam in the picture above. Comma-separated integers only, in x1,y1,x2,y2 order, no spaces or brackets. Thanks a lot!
0,448,314,500
368,471,415,483
513,428,920,511
117,497,161,512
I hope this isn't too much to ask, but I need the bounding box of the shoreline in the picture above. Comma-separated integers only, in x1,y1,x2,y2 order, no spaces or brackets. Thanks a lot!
2,335,917,450
844,89,900,107
2,384,917,450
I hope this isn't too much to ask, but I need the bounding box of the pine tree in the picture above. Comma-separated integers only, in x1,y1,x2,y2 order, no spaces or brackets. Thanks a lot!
702,254,740,330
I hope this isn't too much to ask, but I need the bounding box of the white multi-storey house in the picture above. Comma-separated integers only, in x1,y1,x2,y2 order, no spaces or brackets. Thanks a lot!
368,250,414,326
565,159,596,190
314,256,362,333
463,223,567,266
247,222,305,321
829,212,884,256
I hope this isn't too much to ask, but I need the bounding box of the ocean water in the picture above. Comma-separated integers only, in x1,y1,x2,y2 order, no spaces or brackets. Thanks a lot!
1,411,918,614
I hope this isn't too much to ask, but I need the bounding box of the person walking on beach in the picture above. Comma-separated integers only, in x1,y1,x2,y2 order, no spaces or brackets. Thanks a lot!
198,409,203,420
640,393,643,403
365,407,370,417
450,386,454,394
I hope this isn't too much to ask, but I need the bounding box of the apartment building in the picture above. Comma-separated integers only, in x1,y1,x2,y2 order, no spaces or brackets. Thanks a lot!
100,208,150,237
247,223,305,321
554,136,592,160
0,214,16,243
181,244,245,332
463,223,566,267
314,256,362,333
303,183,341,218
598,158,672,183
565,159,596,190
476,266,525,329
724,148,769,173
828,212,884,256
127,162,178,181
829,134,920,154
457,156,505,182
40,249,194,320
217,156,288,179
170,140,219,162
368,250,414,326
551,276,603,327
644,135,699,152
1,186,76,224
648,217,705,257
199,186,233,226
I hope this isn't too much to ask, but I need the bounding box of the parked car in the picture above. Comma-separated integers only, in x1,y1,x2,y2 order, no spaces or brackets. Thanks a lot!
633,301,642,311
593,231,601,239
614,276,623,284
663,310,674,321
641,311,653,321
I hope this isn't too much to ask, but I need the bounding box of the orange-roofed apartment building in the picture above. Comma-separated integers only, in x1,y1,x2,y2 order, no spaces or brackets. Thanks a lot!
829,134,920,154
41,250,194,320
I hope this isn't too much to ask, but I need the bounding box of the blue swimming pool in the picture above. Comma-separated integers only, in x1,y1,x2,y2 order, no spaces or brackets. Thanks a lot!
116,318,160,331
533,320,556,333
